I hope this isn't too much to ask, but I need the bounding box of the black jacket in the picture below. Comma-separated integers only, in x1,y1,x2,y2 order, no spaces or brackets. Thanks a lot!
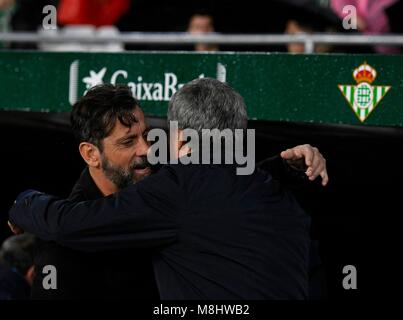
0,265,31,300
10,159,311,299
31,168,159,299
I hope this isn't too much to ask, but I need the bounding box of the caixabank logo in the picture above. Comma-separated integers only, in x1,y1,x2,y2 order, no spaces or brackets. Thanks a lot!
338,62,391,123
68,60,227,105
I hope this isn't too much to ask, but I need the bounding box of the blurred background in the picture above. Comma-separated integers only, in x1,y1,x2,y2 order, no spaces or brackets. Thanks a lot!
1,0,403,53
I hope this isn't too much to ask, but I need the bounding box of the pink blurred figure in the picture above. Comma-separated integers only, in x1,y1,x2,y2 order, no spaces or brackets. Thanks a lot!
331,0,399,53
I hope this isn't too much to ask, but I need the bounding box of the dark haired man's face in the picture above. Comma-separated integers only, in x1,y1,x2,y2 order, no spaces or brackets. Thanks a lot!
100,107,151,189
188,15,214,34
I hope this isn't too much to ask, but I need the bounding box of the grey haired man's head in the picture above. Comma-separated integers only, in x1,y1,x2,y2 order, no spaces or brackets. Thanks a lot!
167,77,248,132
162,77,254,175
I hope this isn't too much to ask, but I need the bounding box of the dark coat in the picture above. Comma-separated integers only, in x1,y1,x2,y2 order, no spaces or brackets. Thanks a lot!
30,168,159,299
10,159,311,299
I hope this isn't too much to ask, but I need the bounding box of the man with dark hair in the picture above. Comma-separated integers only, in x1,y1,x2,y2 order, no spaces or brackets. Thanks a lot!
10,79,327,299
187,13,219,52
0,234,36,299
31,84,158,299
70,84,152,190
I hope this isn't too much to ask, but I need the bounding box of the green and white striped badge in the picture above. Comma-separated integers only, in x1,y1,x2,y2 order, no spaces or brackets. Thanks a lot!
338,62,391,123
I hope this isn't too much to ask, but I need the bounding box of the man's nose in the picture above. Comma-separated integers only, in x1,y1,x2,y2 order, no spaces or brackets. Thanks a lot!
136,136,150,156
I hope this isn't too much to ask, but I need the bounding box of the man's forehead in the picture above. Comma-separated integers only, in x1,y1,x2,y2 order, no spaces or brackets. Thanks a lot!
122,107,145,124
193,16,212,23
110,108,147,137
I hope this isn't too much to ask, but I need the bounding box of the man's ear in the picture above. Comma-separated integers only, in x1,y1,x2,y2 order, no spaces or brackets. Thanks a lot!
177,129,193,158
25,265,35,286
79,142,101,168
177,129,185,150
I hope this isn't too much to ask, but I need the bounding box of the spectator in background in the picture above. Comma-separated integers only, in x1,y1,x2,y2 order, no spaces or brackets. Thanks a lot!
2,0,58,49
281,1,342,54
331,0,401,54
0,0,15,48
0,234,36,300
187,13,219,52
0,0,14,11
282,2,374,54
36,0,130,52
285,19,334,53
58,0,130,27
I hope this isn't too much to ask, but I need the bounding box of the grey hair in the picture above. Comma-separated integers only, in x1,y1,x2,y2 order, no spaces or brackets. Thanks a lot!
167,78,248,132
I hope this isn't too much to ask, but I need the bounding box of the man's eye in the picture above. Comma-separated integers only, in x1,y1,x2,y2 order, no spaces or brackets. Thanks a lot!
122,140,134,146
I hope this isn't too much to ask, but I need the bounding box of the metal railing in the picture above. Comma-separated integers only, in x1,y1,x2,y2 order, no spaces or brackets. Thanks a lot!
1,32,403,53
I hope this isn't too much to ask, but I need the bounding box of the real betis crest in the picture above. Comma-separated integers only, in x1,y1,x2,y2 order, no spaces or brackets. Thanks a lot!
338,62,391,122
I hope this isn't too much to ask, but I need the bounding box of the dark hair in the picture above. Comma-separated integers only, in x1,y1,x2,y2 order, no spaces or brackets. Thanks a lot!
189,11,214,20
167,78,248,133
0,234,36,276
188,11,215,29
71,84,139,151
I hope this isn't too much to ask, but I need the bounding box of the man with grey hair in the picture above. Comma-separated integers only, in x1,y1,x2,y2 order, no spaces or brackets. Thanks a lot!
9,78,317,299
168,77,248,132
165,77,254,174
